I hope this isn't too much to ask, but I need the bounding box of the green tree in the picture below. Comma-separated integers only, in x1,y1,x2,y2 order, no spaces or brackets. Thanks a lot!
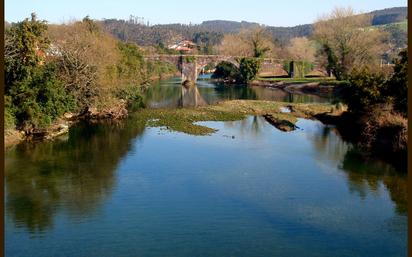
342,68,388,112
239,58,261,83
5,14,75,130
5,13,50,93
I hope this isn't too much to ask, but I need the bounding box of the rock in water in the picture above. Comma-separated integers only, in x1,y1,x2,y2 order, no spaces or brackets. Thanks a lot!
263,114,297,132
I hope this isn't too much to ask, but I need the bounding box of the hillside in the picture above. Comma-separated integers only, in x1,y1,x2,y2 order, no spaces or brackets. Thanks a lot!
370,7,408,25
102,7,407,48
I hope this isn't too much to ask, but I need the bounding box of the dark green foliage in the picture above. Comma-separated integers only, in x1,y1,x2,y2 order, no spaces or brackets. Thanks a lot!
386,49,407,115
115,42,147,106
117,42,147,82
5,14,75,130
239,58,261,83
212,61,240,81
342,68,388,112
5,13,50,93
321,44,345,80
8,64,75,129
342,49,407,115
114,85,145,110
4,96,16,130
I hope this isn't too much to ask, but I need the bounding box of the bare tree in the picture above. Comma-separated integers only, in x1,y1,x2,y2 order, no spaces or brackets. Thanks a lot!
217,26,279,58
240,26,277,58
47,20,120,109
217,34,252,57
287,37,316,62
286,37,317,77
313,7,388,79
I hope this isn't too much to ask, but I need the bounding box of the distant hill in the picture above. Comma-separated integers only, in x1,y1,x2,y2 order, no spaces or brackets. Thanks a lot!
370,7,408,25
199,20,260,33
101,6,407,48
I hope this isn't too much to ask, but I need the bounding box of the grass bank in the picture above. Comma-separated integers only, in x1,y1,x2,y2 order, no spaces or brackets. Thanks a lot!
134,100,334,136
256,77,348,86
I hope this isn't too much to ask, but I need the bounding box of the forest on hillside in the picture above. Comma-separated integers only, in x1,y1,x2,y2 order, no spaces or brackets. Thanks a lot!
101,7,407,50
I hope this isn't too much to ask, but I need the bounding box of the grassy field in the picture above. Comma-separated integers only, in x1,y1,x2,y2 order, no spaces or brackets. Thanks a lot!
367,19,408,31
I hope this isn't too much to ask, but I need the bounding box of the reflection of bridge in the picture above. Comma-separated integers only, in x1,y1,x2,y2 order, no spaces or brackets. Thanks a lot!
144,55,328,84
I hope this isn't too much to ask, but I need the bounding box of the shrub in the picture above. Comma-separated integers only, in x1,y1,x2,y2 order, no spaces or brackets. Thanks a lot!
9,64,75,130
114,85,145,109
239,57,261,83
342,68,389,112
4,96,16,130
342,49,407,115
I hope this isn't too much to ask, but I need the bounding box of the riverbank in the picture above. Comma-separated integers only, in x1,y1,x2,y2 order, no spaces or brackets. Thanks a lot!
250,77,348,95
315,106,407,172
4,99,129,148
5,98,406,172
4,99,335,147
4,70,182,149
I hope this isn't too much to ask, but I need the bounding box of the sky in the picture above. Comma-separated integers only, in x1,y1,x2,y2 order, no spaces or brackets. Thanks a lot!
5,0,407,27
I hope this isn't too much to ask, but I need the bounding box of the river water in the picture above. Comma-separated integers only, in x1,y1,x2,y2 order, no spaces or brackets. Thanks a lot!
5,77,407,257
144,75,332,108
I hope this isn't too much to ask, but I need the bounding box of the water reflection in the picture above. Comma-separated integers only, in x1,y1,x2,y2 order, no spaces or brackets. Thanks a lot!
5,119,147,234
179,84,207,107
299,119,407,216
5,115,406,256
144,76,331,108
341,149,407,215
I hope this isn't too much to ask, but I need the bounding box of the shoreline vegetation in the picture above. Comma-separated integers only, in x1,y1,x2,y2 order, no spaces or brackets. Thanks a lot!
4,10,407,172
5,98,407,172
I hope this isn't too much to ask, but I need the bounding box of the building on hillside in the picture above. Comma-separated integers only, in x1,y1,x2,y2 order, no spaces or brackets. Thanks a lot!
168,40,197,53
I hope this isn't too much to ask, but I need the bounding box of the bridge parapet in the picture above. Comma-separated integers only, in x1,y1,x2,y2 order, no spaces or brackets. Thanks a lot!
143,54,329,83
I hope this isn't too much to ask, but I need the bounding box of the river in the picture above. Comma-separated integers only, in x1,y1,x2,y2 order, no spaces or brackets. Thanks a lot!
5,76,407,257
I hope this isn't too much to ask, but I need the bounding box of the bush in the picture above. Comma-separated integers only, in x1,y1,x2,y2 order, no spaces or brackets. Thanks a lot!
114,85,145,110
342,49,407,115
239,57,261,83
4,96,16,130
9,64,75,130
342,68,389,112
212,61,240,81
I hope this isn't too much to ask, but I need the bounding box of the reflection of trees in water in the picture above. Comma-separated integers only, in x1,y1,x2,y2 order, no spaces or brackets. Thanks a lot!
223,116,264,138
341,149,407,215
144,77,332,109
306,123,407,215
251,87,330,103
213,84,258,101
5,118,147,234
144,82,182,108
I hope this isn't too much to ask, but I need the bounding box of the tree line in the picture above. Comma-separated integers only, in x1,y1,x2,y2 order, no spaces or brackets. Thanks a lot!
5,14,176,132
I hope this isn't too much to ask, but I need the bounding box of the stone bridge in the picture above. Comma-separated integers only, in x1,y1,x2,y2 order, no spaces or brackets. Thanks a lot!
144,55,328,84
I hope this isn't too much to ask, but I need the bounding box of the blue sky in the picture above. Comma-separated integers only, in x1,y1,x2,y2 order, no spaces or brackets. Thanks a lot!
5,0,407,26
